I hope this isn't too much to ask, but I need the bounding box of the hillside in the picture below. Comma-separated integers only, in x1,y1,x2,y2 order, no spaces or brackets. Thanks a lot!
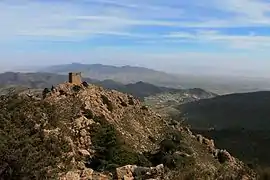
176,92,270,168
178,91,270,130
0,81,255,179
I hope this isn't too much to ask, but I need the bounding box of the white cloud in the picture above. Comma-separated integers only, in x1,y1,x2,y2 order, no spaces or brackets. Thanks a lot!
166,29,270,50
0,1,133,41
216,0,270,20
204,0,270,26
1,0,270,43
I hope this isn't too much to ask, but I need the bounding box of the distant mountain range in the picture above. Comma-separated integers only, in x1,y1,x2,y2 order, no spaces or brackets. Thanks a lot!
40,63,183,88
0,72,213,100
39,63,270,95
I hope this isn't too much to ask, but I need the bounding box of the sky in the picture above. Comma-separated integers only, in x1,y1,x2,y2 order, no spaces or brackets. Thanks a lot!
1,0,270,77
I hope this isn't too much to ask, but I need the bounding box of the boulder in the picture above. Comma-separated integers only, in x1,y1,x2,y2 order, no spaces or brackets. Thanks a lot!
116,165,135,180
216,149,235,164
81,168,94,180
78,149,90,157
196,134,204,144
64,171,80,180
116,164,164,180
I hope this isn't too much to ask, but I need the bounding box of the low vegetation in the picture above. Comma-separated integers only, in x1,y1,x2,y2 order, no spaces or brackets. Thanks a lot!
0,94,81,179
101,95,113,112
87,116,151,172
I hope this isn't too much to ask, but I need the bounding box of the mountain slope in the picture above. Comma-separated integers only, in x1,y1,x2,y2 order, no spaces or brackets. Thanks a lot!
179,91,270,130
176,91,270,167
0,82,255,179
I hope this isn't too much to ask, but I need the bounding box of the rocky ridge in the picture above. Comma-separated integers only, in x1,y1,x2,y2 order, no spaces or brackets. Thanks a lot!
0,82,256,179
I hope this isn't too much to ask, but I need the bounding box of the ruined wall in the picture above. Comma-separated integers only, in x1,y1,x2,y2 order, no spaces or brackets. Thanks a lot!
69,72,82,84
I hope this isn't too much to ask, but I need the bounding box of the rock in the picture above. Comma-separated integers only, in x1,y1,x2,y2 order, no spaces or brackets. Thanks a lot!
80,129,87,137
202,138,216,153
123,175,134,180
116,165,135,180
116,164,164,180
196,134,204,144
173,151,191,157
217,149,235,163
80,137,85,145
149,164,164,179
77,161,85,170
74,117,85,129
78,149,90,157
81,168,94,179
92,173,111,180
65,171,80,180
183,127,193,136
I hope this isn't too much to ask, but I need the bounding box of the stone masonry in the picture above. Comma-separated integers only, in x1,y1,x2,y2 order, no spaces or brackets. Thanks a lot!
69,72,82,84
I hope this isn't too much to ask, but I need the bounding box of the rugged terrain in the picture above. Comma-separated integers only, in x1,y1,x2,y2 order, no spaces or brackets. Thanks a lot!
0,80,256,180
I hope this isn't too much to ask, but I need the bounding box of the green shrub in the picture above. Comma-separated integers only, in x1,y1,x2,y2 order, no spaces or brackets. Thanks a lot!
72,85,82,93
82,81,89,88
59,90,67,96
101,95,113,112
0,94,82,179
160,139,177,153
42,88,50,99
120,101,128,107
88,116,150,171
83,109,94,119
141,105,148,111
128,97,135,105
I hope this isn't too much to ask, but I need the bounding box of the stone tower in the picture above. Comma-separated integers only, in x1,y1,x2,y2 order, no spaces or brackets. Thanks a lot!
69,72,82,84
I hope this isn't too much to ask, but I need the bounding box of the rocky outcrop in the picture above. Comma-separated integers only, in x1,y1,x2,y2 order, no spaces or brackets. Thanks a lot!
46,83,165,153
60,169,111,180
1,81,254,180
216,149,235,164
116,164,164,180
60,164,165,180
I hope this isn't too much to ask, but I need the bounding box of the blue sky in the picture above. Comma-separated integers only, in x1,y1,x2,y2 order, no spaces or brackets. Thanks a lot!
1,0,270,77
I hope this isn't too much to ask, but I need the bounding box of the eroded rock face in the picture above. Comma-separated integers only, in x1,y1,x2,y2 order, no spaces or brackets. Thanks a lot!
116,164,164,180
60,169,111,180
39,82,256,179
61,171,80,180
216,150,235,164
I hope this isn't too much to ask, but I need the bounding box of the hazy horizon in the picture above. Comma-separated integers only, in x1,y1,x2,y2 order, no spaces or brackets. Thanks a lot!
1,0,270,78
2,62,270,81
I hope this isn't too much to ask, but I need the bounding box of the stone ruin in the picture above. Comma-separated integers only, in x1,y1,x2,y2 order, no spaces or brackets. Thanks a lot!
69,72,82,85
